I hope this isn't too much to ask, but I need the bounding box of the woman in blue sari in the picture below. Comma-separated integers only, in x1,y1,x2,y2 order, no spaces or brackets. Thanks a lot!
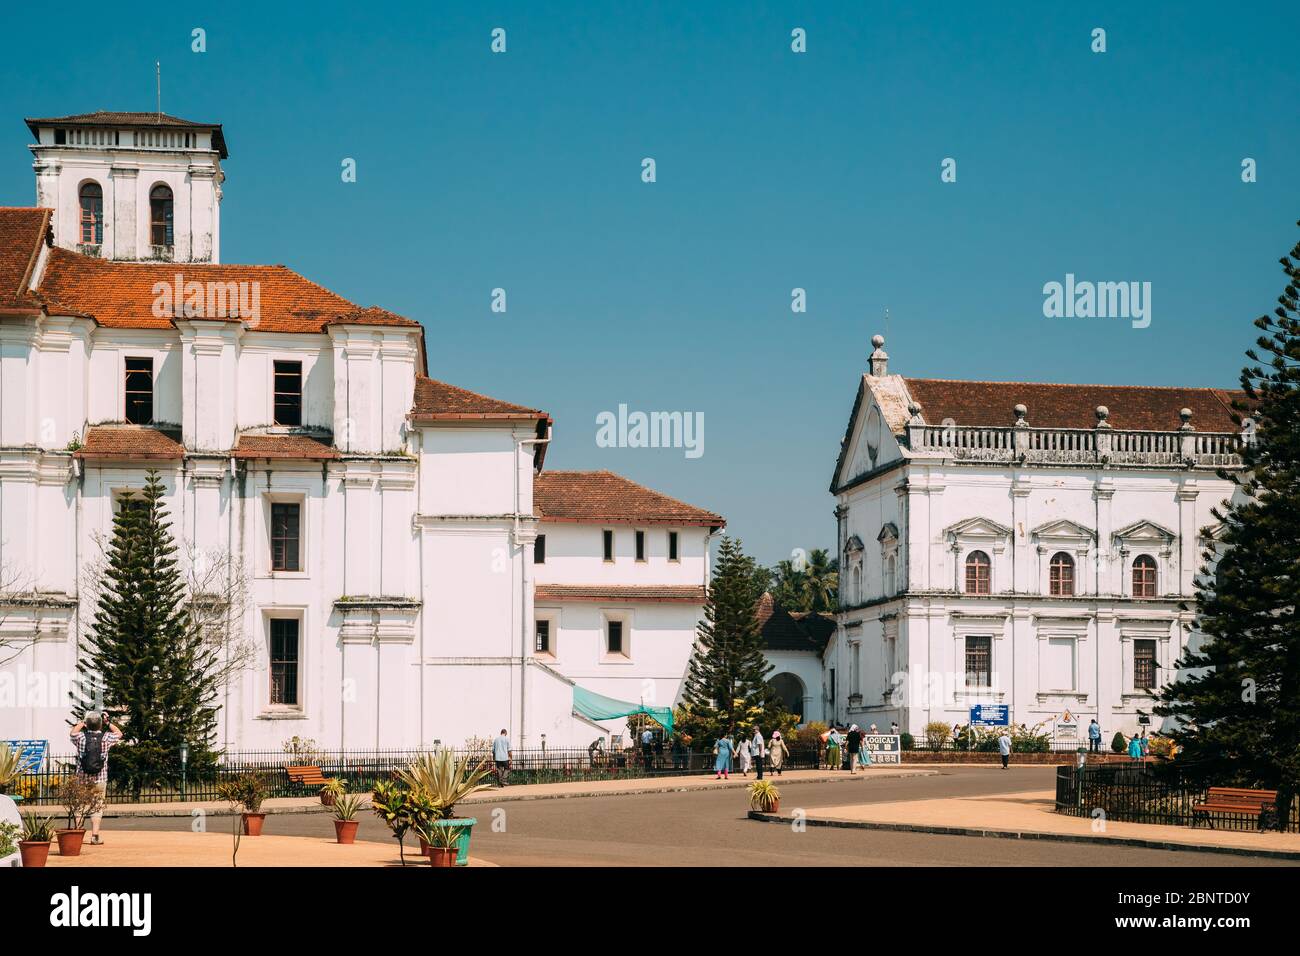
713,734,735,779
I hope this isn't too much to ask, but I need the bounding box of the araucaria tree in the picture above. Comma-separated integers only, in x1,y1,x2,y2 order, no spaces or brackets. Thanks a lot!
681,537,794,741
75,470,220,787
1156,222,1300,828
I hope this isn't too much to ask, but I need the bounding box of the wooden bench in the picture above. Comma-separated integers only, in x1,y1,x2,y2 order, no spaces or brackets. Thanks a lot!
1192,787,1277,830
285,765,329,790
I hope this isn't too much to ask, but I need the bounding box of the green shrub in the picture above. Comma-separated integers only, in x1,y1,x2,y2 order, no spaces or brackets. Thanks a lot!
1111,731,1127,753
900,732,915,751
923,721,952,750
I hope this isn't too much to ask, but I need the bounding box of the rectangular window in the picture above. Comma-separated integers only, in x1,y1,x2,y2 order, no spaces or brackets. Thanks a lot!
534,619,551,654
273,361,303,427
1134,639,1157,691
124,357,153,425
534,534,546,564
607,620,624,655
965,636,992,687
635,530,646,562
269,618,300,706
270,502,301,572
603,529,614,562
668,531,679,562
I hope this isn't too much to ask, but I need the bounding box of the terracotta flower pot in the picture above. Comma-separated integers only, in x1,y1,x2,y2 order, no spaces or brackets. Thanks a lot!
419,836,430,856
428,847,458,867
334,819,359,844
20,840,52,867
241,812,266,836
56,829,85,857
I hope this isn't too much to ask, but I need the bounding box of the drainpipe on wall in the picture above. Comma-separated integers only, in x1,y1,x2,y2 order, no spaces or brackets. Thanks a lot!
514,424,552,748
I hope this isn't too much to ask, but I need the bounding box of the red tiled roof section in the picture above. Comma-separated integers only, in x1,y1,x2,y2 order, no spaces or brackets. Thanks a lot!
37,247,373,333
410,376,549,421
76,426,184,460
756,592,821,652
0,207,50,309
326,306,421,328
232,434,339,460
904,378,1247,432
534,471,724,528
535,585,707,604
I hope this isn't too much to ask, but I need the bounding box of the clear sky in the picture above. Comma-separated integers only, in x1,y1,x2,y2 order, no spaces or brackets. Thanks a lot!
2,1,1296,564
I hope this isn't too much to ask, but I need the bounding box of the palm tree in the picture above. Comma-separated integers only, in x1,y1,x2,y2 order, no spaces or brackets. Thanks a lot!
804,549,839,612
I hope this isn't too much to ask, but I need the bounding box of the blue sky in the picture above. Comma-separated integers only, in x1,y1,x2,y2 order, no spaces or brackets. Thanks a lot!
2,1,1296,564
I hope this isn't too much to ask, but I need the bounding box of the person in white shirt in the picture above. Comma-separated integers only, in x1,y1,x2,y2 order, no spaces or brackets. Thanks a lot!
640,728,655,769
997,731,1012,770
751,727,766,780
492,729,512,786
737,735,753,775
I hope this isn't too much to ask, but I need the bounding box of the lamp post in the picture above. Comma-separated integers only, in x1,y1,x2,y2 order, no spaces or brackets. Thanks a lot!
179,741,189,799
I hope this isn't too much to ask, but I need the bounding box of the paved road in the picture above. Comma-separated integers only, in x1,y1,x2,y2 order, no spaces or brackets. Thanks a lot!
106,766,1287,866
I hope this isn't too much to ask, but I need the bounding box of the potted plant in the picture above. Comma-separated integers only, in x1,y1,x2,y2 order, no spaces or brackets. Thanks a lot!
320,777,345,808
748,779,781,813
54,776,102,856
397,750,492,867
332,790,366,844
422,819,466,868
217,772,269,836
18,812,55,867
371,780,418,863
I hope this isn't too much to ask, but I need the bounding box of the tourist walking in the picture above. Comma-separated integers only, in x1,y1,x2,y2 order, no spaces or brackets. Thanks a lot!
752,727,766,780
737,734,753,776
492,728,512,786
825,726,842,771
997,729,1012,770
640,727,655,768
1087,719,1102,754
890,721,899,736
846,724,863,773
768,730,788,776
1127,734,1144,761
69,712,122,845
713,733,735,779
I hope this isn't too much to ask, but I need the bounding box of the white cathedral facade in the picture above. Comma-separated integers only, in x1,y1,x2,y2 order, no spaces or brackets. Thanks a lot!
823,336,1247,740
0,111,723,753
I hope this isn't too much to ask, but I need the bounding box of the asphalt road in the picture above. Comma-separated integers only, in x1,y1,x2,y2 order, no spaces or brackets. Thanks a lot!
103,766,1289,867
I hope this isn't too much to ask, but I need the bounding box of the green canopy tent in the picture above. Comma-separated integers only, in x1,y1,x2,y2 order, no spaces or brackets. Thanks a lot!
572,685,673,736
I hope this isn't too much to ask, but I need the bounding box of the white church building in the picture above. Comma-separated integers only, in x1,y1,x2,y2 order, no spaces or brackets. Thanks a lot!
0,110,723,753
825,335,1247,741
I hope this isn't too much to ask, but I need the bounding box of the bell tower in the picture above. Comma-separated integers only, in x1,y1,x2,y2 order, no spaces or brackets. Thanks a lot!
26,111,228,263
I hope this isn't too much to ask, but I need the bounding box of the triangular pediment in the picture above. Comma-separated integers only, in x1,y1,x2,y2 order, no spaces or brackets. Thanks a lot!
877,522,899,543
1030,518,1096,541
944,516,1013,539
832,377,909,493
1112,519,1176,542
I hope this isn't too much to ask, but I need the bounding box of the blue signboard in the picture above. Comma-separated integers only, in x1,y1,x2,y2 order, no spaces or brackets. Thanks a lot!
969,705,1009,727
2,739,48,773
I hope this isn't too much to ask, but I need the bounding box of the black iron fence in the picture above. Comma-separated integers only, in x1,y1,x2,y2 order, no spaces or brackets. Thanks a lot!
1054,762,1299,833
10,743,827,807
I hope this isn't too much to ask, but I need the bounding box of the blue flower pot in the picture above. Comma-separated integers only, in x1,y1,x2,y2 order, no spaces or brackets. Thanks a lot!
432,817,476,867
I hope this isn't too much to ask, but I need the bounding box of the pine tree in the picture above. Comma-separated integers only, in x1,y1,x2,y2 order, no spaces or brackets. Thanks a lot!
1156,222,1300,827
682,537,793,742
75,470,220,788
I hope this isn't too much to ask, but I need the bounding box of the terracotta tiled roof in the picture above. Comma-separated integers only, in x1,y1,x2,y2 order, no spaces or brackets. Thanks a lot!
0,207,50,309
75,426,184,460
535,584,707,604
790,610,836,652
411,376,548,421
36,246,406,334
534,471,724,528
326,306,420,328
903,378,1247,432
232,433,339,460
26,112,228,158
757,593,825,652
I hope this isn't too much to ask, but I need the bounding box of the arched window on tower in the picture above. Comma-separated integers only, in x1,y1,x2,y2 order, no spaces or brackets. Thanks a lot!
79,182,103,245
150,184,174,249
964,550,991,595
1049,552,1075,596
1132,554,1159,598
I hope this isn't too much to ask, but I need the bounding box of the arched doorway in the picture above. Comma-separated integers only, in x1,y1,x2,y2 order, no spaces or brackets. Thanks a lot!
770,672,807,721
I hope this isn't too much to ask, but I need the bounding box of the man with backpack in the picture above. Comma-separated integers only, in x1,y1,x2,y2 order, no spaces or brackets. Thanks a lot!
69,712,122,845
